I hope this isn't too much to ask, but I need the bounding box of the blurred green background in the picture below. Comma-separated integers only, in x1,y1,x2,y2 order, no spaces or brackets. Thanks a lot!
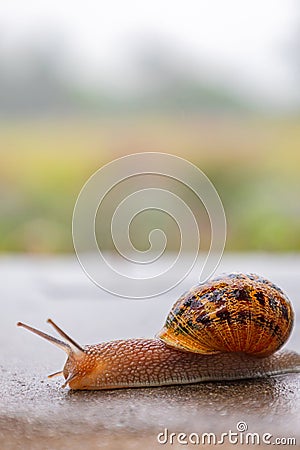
0,1,299,254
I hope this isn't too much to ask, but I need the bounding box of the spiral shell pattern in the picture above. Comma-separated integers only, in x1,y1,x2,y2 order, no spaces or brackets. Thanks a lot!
157,273,294,357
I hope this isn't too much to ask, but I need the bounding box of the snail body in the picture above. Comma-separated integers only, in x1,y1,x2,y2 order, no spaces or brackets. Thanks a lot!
18,273,300,390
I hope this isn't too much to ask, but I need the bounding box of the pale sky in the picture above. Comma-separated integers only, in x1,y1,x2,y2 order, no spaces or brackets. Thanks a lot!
0,0,298,107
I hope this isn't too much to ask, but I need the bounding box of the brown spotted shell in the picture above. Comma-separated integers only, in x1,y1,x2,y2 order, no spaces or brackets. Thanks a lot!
156,273,294,357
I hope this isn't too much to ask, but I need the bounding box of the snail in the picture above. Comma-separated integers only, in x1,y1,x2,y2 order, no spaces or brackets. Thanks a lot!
17,273,300,390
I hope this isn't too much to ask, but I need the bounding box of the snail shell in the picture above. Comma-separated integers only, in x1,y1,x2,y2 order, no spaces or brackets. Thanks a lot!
157,273,294,357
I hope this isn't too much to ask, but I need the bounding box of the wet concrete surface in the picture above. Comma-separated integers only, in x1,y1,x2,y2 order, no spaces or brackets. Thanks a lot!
0,254,299,449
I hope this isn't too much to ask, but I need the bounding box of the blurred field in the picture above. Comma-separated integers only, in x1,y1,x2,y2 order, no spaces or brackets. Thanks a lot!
1,114,300,253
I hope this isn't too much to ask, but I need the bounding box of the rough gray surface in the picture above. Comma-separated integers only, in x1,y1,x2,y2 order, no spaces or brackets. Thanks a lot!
0,254,299,449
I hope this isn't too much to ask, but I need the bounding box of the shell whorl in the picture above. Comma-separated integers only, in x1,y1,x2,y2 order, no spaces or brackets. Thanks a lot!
157,273,294,357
